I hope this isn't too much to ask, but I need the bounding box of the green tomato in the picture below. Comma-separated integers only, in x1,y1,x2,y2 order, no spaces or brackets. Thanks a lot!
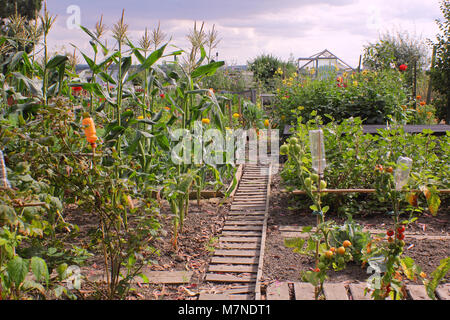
280,144,289,155
289,137,298,145
304,177,312,188
319,180,327,190
310,173,319,182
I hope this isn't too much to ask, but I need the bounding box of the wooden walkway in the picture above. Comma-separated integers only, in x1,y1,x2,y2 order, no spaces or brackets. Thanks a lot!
265,281,450,300
199,164,272,300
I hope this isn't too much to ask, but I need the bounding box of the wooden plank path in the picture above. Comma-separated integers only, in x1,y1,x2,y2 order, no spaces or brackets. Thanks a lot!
199,164,272,300
265,281,450,300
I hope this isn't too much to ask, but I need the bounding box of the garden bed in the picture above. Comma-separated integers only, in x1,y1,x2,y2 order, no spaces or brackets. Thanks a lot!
262,168,450,285
63,198,231,300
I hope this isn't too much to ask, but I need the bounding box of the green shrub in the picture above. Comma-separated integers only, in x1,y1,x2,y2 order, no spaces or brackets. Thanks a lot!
272,69,409,125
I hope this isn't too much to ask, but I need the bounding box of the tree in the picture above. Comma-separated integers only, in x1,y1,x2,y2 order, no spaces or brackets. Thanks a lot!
0,0,43,21
248,54,296,91
429,0,450,124
363,30,429,70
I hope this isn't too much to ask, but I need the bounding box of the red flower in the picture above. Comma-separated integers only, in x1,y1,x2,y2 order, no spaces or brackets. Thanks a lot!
160,93,165,99
72,86,83,92
399,64,408,72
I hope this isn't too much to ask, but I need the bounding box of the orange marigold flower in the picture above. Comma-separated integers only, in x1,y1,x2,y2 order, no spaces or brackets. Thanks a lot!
420,101,426,106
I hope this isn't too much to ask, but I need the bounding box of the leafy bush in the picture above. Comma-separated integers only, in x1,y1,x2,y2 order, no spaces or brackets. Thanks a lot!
273,69,409,125
247,54,296,91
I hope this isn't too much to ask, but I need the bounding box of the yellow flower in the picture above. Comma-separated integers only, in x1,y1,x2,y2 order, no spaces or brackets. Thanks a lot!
225,126,231,131
292,72,298,77
362,70,369,76
353,81,358,87
233,113,240,119
420,272,427,278
264,119,270,127
137,115,144,120
309,68,315,75
343,72,348,78
202,118,210,124
281,115,286,121
298,106,304,111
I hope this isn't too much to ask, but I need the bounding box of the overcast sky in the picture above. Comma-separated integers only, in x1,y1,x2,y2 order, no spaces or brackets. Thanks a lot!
45,0,443,67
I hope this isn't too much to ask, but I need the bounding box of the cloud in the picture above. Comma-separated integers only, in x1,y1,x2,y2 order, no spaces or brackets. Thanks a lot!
43,0,442,67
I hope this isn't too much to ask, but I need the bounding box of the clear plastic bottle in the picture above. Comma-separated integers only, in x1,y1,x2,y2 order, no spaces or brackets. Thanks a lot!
394,156,413,190
309,129,327,175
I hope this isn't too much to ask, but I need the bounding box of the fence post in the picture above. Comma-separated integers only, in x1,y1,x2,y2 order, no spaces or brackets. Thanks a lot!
412,60,417,101
426,46,436,105
250,89,256,103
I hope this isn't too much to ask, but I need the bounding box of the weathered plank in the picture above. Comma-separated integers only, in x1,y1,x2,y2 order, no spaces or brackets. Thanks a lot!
210,256,259,265
230,206,267,211
228,212,266,217
407,284,432,300
224,285,256,294
233,197,267,201
220,236,262,242
219,242,260,249
349,283,371,300
208,264,258,273
323,283,349,300
213,249,260,257
226,215,265,221
222,231,263,237
224,220,263,226
199,293,253,300
205,273,257,283
266,282,291,300
436,284,450,300
223,225,263,231
137,271,193,284
293,283,315,300
232,200,267,204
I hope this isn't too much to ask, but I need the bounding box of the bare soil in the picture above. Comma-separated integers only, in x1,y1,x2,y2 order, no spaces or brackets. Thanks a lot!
62,198,230,300
262,169,450,285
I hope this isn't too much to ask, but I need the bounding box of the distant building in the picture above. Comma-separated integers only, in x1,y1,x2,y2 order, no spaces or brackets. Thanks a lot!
297,49,355,79
225,65,248,72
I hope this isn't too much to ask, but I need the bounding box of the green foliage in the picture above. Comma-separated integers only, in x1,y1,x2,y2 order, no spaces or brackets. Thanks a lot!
281,115,449,216
425,257,450,300
201,67,248,92
241,100,265,129
273,69,409,125
248,54,296,90
363,30,429,72
429,0,450,123
328,219,371,263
